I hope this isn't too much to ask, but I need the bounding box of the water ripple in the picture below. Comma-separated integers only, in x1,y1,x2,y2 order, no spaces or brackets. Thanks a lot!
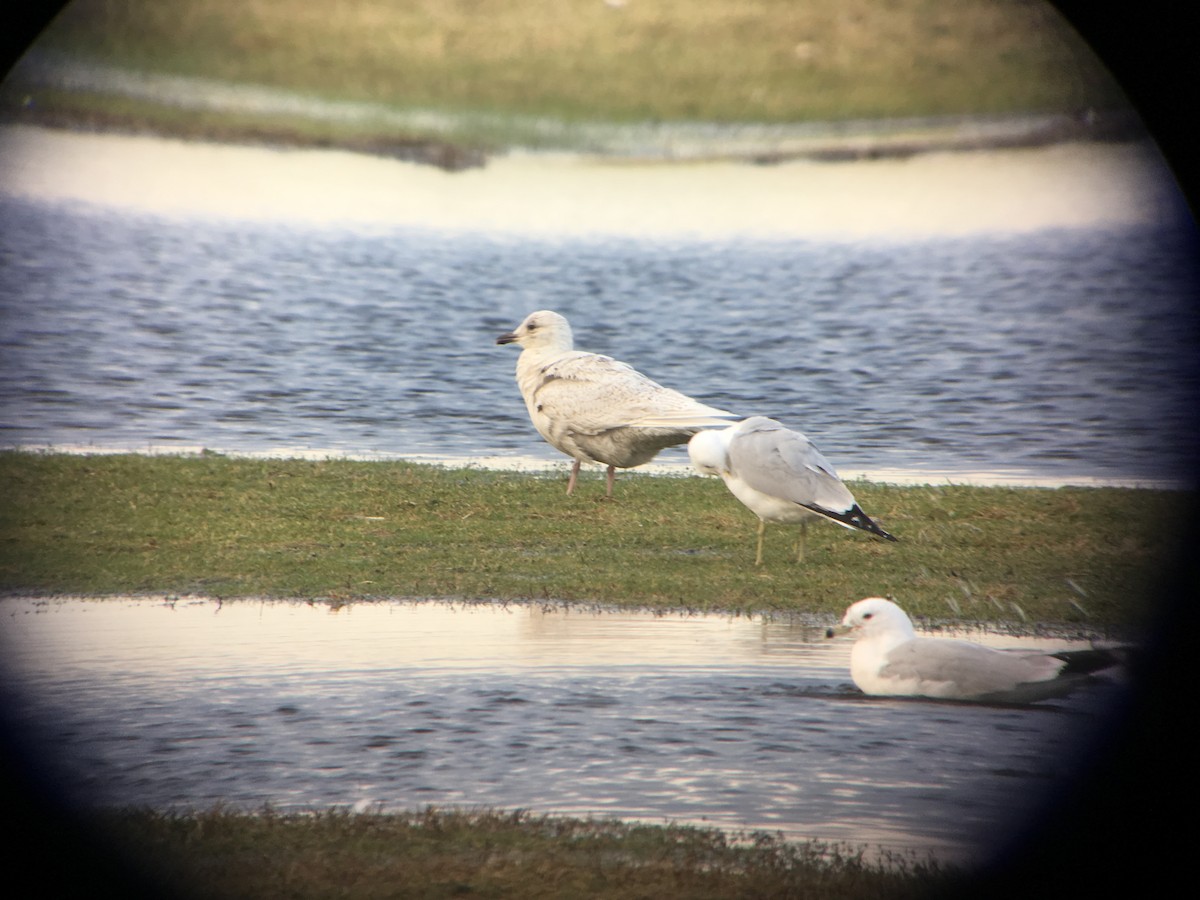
1,197,1197,483
0,598,1130,863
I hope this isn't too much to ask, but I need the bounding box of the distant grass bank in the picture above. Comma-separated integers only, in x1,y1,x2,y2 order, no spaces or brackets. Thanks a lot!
21,0,1125,123
2,1,1135,162
0,452,1186,632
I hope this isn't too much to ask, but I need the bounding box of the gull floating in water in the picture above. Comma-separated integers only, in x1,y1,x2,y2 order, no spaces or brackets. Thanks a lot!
496,310,737,497
687,416,896,564
828,597,1123,702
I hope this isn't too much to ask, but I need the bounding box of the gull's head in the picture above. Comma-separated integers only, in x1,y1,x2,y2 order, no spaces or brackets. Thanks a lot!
827,597,915,640
496,310,574,351
687,426,733,476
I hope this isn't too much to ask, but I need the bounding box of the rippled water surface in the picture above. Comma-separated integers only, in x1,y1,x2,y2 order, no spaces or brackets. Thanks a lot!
1,190,1196,483
1,127,1198,485
0,598,1125,863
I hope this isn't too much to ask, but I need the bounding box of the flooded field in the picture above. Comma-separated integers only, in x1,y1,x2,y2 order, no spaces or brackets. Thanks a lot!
0,597,1127,864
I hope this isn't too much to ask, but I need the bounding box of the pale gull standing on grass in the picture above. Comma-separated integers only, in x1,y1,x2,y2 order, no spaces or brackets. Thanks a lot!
688,416,896,564
827,597,1124,702
496,310,738,497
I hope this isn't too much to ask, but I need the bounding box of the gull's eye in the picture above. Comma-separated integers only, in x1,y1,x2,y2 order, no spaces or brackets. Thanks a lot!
862,612,873,620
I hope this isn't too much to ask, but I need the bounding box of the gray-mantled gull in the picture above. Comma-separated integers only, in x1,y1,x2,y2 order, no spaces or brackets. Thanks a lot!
687,416,896,564
496,310,738,497
827,597,1123,702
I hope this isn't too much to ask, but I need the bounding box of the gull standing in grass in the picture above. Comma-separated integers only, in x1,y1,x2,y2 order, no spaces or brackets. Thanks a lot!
828,597,1123,702
687,416,896,564
496,310,738,497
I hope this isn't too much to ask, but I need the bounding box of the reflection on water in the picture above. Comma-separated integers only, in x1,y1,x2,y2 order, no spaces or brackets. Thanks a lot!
0,597,1125,863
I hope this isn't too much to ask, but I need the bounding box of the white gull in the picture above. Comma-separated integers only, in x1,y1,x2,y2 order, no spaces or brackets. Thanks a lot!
688,416,896,564
829,597,1123,702
496,310,737,497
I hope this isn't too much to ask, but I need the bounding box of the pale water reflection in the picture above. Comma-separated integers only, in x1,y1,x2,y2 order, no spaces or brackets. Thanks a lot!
0,597,1126,863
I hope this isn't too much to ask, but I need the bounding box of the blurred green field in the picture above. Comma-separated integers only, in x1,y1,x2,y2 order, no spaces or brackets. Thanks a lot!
5,0,1129,154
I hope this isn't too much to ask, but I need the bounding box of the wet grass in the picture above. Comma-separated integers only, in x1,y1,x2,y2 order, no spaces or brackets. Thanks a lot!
0,451,1186,632
6,0,1128,155
92,807,960,900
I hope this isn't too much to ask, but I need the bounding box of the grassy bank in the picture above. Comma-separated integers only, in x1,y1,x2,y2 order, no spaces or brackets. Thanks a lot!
0,451,1185,631
2,1,1131,159
22,0,1124,122
82,807,957,899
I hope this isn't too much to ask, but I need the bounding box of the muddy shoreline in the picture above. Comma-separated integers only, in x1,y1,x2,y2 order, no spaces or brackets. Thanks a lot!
0,104,489,171
1,102,1146,172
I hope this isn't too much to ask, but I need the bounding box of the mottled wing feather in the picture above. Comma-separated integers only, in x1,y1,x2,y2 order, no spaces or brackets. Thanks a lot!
533,353,732,435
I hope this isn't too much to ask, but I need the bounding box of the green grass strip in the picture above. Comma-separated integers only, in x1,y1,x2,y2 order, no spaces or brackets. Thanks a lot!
95,806,960,899
0,451,1185,631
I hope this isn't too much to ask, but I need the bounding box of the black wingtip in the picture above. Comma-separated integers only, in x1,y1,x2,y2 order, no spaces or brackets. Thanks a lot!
1051,647,1127,677
810,503,897,542
844,504,898,542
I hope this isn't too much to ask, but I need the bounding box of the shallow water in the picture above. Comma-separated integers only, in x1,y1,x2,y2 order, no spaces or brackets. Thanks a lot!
0,597,1125,863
